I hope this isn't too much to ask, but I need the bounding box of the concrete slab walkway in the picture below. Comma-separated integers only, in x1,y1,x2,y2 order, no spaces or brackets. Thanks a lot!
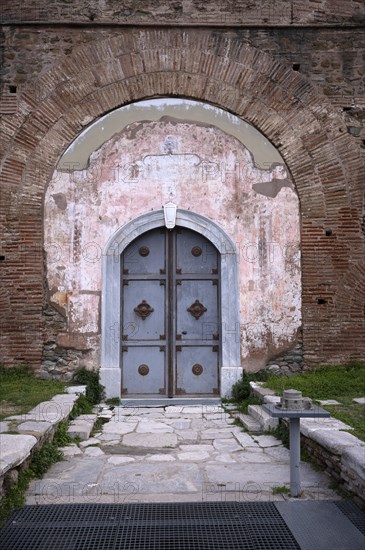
26,404,338,505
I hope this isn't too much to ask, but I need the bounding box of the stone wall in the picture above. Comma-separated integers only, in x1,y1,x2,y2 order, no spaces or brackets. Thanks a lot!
301,431,365,510
0,5,364,375
1,0,364,26
266,331,304,375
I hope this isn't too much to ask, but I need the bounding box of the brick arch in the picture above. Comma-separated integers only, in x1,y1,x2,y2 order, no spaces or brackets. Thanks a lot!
1,28,364,368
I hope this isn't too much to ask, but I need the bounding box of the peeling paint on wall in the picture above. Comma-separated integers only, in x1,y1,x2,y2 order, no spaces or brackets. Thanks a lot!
45,101,301,371
58,99,284,171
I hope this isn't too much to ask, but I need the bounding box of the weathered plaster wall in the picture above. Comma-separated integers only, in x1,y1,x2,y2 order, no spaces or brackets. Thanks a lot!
44,103,301,375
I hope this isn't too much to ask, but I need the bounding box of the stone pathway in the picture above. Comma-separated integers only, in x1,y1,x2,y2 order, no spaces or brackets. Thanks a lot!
26,404,338,505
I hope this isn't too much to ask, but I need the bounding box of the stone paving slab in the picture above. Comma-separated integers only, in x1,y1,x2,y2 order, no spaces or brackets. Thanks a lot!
25,402,340,506
65,386,87,395
67,416,96,440
0,434,37,475
16,421,53,438
353,397,365,404
174,429,199,441
102,421,137,435
14,400,74,423
122,432,178,448
300,417,352,437
310,429,365,455
213,438,242,452
136,420,174,433
101,463,203,494
0,421,9,433
79,438,101,448
253,435,283,448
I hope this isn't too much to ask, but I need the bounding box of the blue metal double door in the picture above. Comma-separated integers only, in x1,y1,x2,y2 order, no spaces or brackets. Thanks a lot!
121,227,220,397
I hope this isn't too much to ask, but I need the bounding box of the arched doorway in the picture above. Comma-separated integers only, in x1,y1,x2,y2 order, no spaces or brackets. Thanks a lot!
100,209,241,399
120,226,220,397
44,98,302,396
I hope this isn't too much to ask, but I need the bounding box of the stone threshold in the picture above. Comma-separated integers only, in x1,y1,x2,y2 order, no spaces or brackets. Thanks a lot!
120,398,222,407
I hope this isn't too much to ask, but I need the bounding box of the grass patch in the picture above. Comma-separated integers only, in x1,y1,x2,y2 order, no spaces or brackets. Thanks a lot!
272,485,290,495
235,395,261,415
264,362,365,441
105,397,121,407
271,422,290,449
52,420,73,447
90,417,104,438
69,393,94,419
0,366,66,421
71,368,105,405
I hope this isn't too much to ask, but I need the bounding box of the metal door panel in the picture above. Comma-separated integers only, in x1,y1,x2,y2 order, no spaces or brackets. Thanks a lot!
176,280,218,341
123,228,166,275
122,346,165,395
176,229,218,274
176,346,218,394
122,280,165,340
121,226,220,397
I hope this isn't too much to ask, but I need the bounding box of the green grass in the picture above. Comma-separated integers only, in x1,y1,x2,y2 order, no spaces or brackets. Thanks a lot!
264,362,365,441
272,485,290,495
0,366,66,421
105,397,121,407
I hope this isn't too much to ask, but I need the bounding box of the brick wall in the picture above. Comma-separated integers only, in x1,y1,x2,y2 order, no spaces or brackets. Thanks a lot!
0,7,364,372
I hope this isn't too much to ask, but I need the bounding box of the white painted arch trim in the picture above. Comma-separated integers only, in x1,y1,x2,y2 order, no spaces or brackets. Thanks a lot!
100,209,242,398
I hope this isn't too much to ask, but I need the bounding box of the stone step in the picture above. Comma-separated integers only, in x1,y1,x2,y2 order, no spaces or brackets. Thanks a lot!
249,381,275,400
67,414,97,441
235,413,262,433
248,405,279,431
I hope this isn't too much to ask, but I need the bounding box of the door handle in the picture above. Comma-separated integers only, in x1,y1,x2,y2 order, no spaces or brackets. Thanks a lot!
182,331,187,335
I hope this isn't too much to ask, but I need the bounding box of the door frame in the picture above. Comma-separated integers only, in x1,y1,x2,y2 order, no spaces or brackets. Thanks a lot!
100,209,241,398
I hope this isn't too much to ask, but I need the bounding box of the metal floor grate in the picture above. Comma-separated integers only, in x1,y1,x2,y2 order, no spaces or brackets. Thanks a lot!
335,500,365,536
0,502,300,550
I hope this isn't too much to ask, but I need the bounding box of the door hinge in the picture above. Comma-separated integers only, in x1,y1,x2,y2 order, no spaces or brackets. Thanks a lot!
176,345,182,352
212,345,219,352
123,280,129,285
122,346,128,352
123,269,129,275
160,346,166,352
176,334,182,340
122,334,129,340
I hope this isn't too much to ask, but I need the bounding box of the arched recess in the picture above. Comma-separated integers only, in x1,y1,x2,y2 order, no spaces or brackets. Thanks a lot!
101,209,240,398
1,29,364,370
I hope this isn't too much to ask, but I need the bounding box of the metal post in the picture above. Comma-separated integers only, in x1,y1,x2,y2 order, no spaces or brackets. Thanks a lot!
289,417,301,497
